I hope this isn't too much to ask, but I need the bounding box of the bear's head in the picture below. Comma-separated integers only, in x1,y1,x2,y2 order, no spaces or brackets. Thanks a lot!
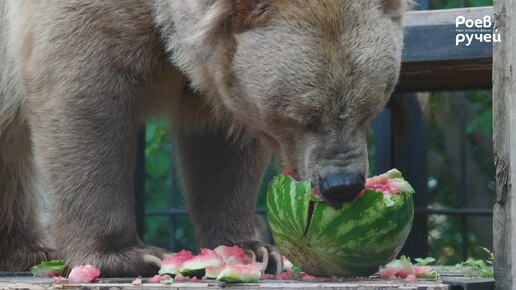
160,0,411,208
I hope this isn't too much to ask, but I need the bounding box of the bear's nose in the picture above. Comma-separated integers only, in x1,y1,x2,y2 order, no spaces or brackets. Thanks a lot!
318,172,365,209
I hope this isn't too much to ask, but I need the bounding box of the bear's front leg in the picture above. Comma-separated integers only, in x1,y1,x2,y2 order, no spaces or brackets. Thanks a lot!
175,123,282,275
25,64,168,278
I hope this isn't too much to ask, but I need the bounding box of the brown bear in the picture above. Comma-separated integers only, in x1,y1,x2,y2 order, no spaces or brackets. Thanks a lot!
0,0,410,277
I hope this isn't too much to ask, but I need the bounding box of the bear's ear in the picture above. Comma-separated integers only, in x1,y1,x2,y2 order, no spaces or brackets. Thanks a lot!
231,0,275,32
382,0,412,18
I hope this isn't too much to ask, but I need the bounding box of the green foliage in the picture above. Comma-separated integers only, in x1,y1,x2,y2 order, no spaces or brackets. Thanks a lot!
415,257,436,266
455,248,494,278
292,266,303,278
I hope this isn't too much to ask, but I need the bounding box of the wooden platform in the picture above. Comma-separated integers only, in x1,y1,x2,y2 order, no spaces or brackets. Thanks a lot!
0,269,497,290
0,274,452,290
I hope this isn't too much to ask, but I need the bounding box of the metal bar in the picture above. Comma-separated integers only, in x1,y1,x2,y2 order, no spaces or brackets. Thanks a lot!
392,0,430,259
169,142,178,251
389,93,429,259
415,207,493,216
134,128,146,240
459,94,469,260
146,207,494,218
372,108,392,175
146,207,494,217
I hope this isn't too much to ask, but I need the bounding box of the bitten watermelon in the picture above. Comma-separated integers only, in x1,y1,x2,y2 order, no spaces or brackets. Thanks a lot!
31,260,65,278
266,169,414,277
216,263,263,283
180,249,223,277
205,265,225,279
159,250,195,276
214,245,251,264
379,256,438,280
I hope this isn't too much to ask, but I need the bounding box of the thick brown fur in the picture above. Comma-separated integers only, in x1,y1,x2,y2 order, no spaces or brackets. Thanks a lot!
0,0,410,276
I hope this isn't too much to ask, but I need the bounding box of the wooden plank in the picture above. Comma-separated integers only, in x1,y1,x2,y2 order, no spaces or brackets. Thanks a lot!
0,278,450,290
399,7,493,91
398,59,492,91
492,1,516,289
403,7,493,62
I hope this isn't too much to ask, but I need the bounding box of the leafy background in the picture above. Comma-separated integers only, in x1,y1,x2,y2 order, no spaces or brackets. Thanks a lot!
143,0,495,265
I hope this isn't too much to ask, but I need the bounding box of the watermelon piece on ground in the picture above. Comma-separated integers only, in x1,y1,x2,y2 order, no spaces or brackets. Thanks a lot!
378,256,414,279
174,273,190,281
206,264,225,279
216,263,262,283
379,257,438,280
159,250,195,276
149,274,172,283
276,269,294,280
214,245,251,264
180,249,223,278
414,265,438,278
52,276,65,284
31,260,65,278
282,256,294,271
68,265,101,283
131,278,142,286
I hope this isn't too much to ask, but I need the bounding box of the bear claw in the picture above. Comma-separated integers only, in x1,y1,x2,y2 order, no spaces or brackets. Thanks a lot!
239,242,283,275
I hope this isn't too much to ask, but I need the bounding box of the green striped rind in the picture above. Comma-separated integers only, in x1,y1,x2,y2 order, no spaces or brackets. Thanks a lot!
179,269,205,278
266,175,312,247
216,268,261,283
266,173,414,277
158,265,179,276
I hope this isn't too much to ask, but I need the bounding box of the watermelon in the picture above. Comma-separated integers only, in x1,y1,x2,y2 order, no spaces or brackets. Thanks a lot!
414,266,437,278
68,265,101,283
31,260,65,278
149,274,172,283
214,245,251,264
216,263,263,283
159,250,195,276
282,256,294,271
179,249,223,277
378,255,414,279
266,169,414,277
205,264,225,279
379,256,438,280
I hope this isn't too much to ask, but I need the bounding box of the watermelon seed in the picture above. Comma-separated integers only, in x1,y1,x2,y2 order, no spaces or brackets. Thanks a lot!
302,201,316,237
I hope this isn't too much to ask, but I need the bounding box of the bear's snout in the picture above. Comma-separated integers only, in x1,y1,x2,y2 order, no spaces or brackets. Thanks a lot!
318,172,365,209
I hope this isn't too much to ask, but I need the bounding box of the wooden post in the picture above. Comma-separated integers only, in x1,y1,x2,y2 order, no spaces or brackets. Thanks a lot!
493,1,516,289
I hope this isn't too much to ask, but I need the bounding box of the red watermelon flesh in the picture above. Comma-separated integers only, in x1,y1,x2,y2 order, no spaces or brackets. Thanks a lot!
205,264,225,279
159,250,195,276
180,249,222,277
214,245,252,264
216,263,263,283
156,245,267,283
365,170,414,196
379,256,437,280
